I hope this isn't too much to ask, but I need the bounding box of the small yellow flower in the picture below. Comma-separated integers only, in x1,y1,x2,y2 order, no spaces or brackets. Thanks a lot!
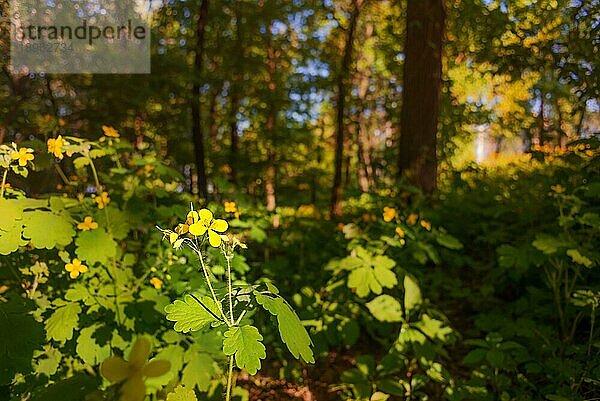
188,208,228,247
77,216,98,231
551,184,565,194
10,148,34,166
150,277,163,289
406,213,418,225
47,135,65,159
65,258,88,279
395,227,405,238
95,192,111,209
420,220,432,231
102,125,120,138
101,337,170,401
224,201,238,213
383,207,396,222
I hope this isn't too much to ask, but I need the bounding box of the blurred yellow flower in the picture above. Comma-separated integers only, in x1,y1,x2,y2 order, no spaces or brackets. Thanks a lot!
188,208,228,247
102,125,120,138
395,227,405,238
77,216,98,231
406,213,418,225
65,258,88,279
551,184,565,194
47,135,65,159
95,192,111,209
383,207,396,222
420,220,432,231
11,147,34,166
224,201,237,213
150,277,163,289
100,337,170,401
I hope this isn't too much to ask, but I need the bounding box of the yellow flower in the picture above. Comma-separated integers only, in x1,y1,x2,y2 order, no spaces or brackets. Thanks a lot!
383,207,396,222
224,201,238,214
395,227,405,238
100,337,170,401
65,258,88,279
102,125,120,138
551,184,565,194
150,277,163,289
188,208,228,247
95,192,111,209
77,216,98,231
10,147,34,166
420,220,432,231
47,135,65,158
406,213,418,225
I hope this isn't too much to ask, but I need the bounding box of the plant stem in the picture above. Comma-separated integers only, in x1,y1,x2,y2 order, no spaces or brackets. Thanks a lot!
226,254,235,325
195,248,230,325
0,169,8,199
588,306,596,358
88,157,121,326
225,355,234,401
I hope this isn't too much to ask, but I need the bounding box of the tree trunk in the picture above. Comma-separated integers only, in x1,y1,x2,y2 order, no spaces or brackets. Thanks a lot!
265,29,279,212
330,0,362,216
191,0,209,198
228,2,243,183
397,0,445,194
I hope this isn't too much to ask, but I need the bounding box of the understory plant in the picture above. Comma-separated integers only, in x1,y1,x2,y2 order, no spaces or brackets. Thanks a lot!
157,205,315,401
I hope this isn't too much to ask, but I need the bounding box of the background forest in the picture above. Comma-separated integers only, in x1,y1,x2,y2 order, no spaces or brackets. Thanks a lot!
0,0,599,401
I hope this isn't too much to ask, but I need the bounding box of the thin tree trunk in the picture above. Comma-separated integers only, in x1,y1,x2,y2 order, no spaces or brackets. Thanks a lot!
356,21,374,192
228,2,242,183
265,28,279,212
331,0,362,216
191,0,209,198
397,0,445,194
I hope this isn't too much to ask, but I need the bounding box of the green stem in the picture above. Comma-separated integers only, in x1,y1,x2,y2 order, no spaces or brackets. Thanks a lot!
195,248,230,326
54,164,69,185
0,168,8,199
226,254,235,325
88,157,121,325
225,355,234,401
588,306,596,358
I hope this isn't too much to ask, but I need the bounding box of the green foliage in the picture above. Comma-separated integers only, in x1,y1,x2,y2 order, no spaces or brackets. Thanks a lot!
222,325,266,375
164,294,220,333
45,302,81,343
254,292,315,363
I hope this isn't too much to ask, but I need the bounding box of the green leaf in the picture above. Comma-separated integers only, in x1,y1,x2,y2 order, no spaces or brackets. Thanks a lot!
76,325,110,365
75,229,117,265
222,325,266,375
366,295,403,322
164,294,220,333
182,351,218,391
462,348,486,365
566,249,593,268
167,385,198,401
0,298,45,384
532,234,569,254
34,346,62,377
0,224,27,255
45,302,81,342
22,210,75,249
254,293,315,363
435,233,463,250
403,275,422,313
29,373,101,401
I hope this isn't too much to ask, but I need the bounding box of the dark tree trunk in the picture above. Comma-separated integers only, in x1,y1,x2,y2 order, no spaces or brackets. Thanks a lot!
228,2,243,183
191,0,209,198
330,0,362,216
397,0,445,194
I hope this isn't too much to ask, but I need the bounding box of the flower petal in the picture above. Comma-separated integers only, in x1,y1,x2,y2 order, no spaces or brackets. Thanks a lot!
211,219,228,233
120,374,146,401
142,360,171,377
100,356,129,383
208,230,222,247
186,210,199,224
128,337,151,368
198,208,213,223
188,222,207,237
